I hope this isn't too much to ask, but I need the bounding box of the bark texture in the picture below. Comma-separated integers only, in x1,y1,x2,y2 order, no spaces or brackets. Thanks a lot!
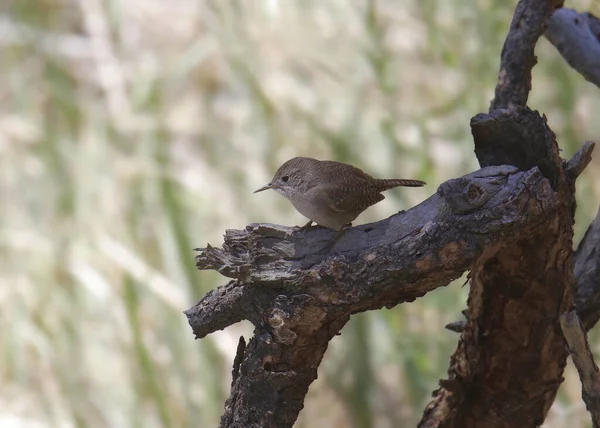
187,166,560,427
420,109,576,428
490,0,564,110
418,1,579,425
545,9,600,88
560,311,600,428
184,0,600,426
575,206,600,331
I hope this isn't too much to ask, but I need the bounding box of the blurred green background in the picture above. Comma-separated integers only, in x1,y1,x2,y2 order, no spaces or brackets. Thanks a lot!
2,0,600,427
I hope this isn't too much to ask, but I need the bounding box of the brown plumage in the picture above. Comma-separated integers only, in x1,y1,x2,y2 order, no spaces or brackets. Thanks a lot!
254,157,426,231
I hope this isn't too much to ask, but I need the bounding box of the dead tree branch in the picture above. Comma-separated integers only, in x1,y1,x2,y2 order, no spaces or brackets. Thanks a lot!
420,0,583,426
560,311,600,428
575,205,600,331
419,108,580,428
490,0,563,110
545,9,600,88
186,166,558,428
185,0,600,426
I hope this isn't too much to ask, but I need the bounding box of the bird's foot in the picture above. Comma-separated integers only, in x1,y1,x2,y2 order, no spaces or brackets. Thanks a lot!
299,220,314,231
318,223,352,253
293,220,318,234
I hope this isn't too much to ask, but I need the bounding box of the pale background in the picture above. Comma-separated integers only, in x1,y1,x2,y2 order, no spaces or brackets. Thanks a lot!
2,0,600,427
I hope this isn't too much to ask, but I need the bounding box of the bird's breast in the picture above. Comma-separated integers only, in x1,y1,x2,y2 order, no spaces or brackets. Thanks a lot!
287,192,359,229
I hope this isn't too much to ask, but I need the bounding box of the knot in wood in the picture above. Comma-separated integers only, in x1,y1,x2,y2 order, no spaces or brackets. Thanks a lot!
438,179,490,213
437,165,517,214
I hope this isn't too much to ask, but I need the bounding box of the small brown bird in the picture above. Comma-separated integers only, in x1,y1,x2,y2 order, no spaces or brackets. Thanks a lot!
254,157,425,240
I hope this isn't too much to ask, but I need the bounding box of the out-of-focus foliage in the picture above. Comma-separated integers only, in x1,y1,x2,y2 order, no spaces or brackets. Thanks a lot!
1,0,599,427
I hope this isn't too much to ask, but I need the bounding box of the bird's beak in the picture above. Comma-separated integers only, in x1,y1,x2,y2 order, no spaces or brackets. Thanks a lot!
254,183,273,193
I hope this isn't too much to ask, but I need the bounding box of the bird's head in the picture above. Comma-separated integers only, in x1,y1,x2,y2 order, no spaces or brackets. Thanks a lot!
254,157,315,199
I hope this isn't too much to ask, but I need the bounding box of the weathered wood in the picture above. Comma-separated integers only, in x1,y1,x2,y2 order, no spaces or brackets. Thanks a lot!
490,0,563,110
420,110,577,428
184,0,600,426
186,166,558,428
566,141,595,180
471,107,562,187
560,311,600,428
545,9,600,88
567,142,597,331
575,206,600,331
420,1,579,426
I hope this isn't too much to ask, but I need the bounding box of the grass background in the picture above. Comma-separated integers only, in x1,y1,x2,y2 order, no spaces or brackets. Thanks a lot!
1,0,600,427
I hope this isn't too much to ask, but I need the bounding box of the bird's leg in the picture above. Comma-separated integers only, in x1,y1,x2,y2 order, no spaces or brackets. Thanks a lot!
298,220,314,231
292,220,314,234
320,223,352,252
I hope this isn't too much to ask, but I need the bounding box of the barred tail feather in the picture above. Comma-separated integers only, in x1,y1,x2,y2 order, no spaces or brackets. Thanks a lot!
376,178,426,190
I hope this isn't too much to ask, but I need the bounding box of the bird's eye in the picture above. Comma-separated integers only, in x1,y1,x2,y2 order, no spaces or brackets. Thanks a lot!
281,175,289,183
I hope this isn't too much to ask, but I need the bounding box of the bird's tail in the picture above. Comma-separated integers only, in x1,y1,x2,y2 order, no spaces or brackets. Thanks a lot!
375,178,426,190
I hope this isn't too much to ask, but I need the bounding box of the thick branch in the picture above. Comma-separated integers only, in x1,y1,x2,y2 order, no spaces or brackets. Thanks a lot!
420,107,584,426
560,311,600,428
185,2,598,426
186,166,558,428
568,141,599,332
189,167,556,335
545,9,600,88
490,0,563,110
575,206,600,331
184,281,248,339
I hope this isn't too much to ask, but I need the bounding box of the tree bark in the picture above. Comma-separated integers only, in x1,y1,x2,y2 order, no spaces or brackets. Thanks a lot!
545,9,600,88
187,165,562,427
420,109,576,428
184,0,600,426
560,311,600,428
575,206,600,331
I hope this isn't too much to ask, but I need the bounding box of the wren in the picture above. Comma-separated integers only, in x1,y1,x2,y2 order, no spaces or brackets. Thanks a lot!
254,157,425,245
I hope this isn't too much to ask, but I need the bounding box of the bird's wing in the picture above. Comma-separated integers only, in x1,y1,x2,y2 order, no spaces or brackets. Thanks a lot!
319,183,385,213
316,161,374,183
307,160,384,212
